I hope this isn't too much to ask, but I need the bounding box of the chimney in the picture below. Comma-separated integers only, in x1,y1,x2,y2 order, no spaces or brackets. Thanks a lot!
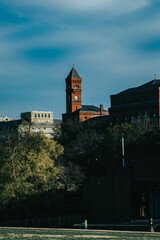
100,104,103,115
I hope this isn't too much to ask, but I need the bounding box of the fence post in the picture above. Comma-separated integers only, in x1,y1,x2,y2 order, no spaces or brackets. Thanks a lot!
58,216,61,227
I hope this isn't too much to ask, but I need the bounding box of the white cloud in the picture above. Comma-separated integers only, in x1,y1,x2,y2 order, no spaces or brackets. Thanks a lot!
59,0,150,13
0,0,159,119
6,0,151,15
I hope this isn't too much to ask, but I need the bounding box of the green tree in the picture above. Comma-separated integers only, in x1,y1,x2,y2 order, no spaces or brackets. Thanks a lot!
0,132,64,205
60,119,107,178
100,124,147,168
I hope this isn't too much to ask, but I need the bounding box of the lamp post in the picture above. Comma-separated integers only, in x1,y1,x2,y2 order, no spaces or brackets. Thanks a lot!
122,133,125,167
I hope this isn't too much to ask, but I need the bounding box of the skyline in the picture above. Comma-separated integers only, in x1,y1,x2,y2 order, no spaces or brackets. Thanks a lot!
1,1,160,119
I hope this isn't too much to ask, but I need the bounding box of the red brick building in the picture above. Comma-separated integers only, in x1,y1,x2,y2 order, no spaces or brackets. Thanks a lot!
62,66,108,122
109,78,160,128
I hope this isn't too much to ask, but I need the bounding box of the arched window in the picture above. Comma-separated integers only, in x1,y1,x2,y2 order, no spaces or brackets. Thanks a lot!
137,115,141,124
152,113,158,127
74,85,79,89
116,117,119,123
144,114,147,120
124,116,127,123
131,116,134,124
143,114,148,128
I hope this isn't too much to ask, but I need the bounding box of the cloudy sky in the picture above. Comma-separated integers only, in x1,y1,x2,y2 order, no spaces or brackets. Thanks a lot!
1,0,160,119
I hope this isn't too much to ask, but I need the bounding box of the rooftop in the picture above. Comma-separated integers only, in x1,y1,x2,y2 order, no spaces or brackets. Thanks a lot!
81,105,108,113
115,79,160,96
22,111,53,114
65,66,81,82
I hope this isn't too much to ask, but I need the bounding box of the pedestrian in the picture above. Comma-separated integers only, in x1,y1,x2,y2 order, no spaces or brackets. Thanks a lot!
149,218,155,232
84,218,87,230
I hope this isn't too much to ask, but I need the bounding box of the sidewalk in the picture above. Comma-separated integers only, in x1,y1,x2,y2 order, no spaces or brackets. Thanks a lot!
74,219,160,232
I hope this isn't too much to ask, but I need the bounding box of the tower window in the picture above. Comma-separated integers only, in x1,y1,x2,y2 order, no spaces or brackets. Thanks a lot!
74,85,79,89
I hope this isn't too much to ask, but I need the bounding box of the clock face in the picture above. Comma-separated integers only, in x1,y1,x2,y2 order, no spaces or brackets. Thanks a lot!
74,95,78,100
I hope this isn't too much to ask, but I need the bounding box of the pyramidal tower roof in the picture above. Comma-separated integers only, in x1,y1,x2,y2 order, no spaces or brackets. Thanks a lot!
66,66,81,82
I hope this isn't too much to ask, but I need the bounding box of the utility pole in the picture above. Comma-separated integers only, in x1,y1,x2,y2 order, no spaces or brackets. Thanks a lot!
122,133,125,167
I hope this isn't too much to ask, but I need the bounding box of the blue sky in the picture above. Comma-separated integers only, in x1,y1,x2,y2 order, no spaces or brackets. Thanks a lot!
1,0,160,119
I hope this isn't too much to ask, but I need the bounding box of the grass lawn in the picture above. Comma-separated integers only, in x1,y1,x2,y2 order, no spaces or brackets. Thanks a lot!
0,227,160,239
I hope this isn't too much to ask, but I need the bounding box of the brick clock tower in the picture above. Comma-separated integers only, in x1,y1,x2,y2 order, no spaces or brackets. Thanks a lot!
65,66,82,114
63,66,108,122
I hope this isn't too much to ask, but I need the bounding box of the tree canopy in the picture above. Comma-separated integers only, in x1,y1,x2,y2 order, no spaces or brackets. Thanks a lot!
0,132,64,205
60,120,160,174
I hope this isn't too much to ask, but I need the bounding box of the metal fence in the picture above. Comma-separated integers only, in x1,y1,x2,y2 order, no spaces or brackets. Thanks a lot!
0,215,82,228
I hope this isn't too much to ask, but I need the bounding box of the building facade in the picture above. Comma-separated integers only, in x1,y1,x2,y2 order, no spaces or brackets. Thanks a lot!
21,111,53,123
88,78,160,223
109,78,160,129
90,154,160,222
0,111,61,139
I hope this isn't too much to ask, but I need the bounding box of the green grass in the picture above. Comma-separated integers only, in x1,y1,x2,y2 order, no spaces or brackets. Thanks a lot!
0,228,160,239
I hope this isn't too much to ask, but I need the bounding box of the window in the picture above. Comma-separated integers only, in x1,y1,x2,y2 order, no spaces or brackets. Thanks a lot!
45,114,47,118
74,85,79,89
137,115,141,124
131,116,134,124
48,114,50,118
41,114,43,118
35,114,37,118
144,114,148,124
124,116,127,123
38,114,40,118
